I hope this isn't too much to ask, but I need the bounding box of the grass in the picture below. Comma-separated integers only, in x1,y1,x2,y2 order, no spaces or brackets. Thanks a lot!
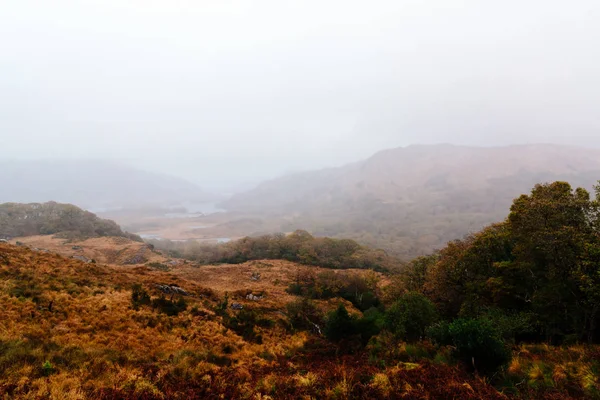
1,242,599,399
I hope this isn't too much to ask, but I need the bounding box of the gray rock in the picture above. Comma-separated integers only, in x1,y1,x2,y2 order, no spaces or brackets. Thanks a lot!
231,303,243,310
156,284,189,296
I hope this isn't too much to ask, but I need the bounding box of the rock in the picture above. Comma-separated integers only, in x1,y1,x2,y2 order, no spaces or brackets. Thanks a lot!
71,246,82,250
231,303,243,310
246,294,263,301
124,254,146,265
156,284,189,296
250,272,261,281
0,239,8,243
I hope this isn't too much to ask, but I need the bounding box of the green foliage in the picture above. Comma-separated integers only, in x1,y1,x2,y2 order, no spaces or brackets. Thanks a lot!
151,295,187,316
42,360,54,376
130,284,151,310
430,318,511,375
148,230,396,271
324,304,356,342
384,292,438,342
355,307,385,345
477,308,535,343
287,269,381,311
424,181,600,344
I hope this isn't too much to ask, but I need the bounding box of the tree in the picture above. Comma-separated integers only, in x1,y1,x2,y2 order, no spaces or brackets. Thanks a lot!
325,304,357,342
507,182,593,342
384,292,438,342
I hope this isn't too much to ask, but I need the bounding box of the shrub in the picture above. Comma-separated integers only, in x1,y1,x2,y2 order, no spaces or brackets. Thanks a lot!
325,304,357,342
151,295,187,316
130,284,151,310
226,308,263,343
42,360,54,376
286,298,323,332
434,318,511,375
355,307,385,345
385,292,438,342
426,321,452,345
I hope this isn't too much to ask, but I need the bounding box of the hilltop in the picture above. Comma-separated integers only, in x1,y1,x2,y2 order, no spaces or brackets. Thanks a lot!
0,202,142,242
220,144,600,257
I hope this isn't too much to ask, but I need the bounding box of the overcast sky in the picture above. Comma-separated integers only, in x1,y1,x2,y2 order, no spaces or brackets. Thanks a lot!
1,0,599,192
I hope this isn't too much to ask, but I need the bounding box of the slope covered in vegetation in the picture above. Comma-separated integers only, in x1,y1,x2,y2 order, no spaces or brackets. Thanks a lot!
0,202,142,242
221,144,600,258
148,230,398,272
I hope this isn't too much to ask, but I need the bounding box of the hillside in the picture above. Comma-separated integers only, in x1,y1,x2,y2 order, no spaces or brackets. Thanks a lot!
0,202,142,241
2,195,599,400
221,144,600,257
0,159,213,209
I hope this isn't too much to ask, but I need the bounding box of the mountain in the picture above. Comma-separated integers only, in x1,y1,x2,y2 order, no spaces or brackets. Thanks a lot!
221,144,600,258
0,160,213,210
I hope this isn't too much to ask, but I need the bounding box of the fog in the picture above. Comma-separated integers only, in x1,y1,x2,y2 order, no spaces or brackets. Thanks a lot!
1,0,599,192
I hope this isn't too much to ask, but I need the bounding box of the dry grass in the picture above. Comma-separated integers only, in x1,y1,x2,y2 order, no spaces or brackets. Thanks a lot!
1,241,599,399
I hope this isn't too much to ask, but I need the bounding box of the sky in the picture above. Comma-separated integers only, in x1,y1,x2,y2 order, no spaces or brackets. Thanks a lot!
1,0,599,192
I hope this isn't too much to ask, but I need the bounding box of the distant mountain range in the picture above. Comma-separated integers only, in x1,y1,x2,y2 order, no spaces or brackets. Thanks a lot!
221,144,600,258
0,160,213,210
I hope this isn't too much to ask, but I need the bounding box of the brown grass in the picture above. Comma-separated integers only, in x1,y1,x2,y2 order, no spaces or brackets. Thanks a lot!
1,240,599,399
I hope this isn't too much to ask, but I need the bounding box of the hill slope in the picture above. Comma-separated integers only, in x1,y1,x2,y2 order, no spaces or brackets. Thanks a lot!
0,159,212,209
222,144,600,257
0,202,142,241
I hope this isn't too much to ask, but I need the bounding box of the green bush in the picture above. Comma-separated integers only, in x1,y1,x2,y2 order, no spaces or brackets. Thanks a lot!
151,295,187,316
355,307,385,345
385,292,438,342
130,284,151,310
325,304,357,342
426,321,452,345
42,360,54,376
226,308,263,343
430,318,511,375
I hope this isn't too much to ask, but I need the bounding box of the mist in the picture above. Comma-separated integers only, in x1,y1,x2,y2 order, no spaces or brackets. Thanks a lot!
1,0,599,192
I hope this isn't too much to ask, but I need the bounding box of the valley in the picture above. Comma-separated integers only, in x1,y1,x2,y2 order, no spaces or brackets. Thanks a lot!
2,179,600,399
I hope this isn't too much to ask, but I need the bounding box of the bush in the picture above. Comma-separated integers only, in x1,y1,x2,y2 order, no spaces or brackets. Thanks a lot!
325,304,357,342
226,308,263,343
286,298,323,332
426,321,452,345
151,295,187,316
355,307,385,345
478,308,535,343
130,284,151,310
42,360,54,376
385,292,438,342
430,318,511,375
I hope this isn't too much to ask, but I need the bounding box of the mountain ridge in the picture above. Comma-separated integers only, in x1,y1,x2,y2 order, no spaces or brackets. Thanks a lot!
220,143,600,257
